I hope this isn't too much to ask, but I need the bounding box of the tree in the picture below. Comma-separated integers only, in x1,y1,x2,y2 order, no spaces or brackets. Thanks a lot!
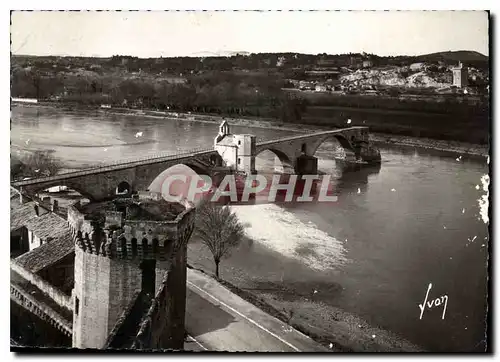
30,70,42,99
194,199,245,279
17,150,62,179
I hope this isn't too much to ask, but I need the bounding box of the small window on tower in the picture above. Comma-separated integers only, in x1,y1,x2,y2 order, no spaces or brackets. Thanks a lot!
238,140,241,145
238,158,241,165
75,297,80,315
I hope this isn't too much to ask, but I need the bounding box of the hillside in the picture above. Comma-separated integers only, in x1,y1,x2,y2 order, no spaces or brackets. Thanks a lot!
10,51,490,144
417,50,488,63
337,62,488,92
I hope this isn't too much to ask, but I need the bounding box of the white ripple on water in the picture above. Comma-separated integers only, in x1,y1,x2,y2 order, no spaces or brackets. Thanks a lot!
230,204,348,271
478,174,490,224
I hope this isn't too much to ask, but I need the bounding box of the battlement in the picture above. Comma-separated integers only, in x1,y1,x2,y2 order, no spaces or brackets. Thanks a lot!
132,271,171,350
67,195,196,261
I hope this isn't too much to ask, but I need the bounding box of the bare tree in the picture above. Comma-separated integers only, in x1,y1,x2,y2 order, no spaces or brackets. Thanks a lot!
194,199,245,279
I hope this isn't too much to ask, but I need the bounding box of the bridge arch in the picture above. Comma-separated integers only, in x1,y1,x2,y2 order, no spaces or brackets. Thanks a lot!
28,182,97,202
307,134,357,157
116,181,131,196
146,163,211,201
182,162,210,176
208,153,223,167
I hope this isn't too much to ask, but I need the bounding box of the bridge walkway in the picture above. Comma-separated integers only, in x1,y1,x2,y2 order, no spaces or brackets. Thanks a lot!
11,127,369,189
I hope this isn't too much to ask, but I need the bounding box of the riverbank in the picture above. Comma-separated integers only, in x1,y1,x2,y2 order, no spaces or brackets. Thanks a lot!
187,238,425,353
13,101,489,158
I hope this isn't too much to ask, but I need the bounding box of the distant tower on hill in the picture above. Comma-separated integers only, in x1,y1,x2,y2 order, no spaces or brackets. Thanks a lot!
451,61,468,88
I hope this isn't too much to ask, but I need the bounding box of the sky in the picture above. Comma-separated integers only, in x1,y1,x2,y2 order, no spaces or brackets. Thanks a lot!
10,11,489,58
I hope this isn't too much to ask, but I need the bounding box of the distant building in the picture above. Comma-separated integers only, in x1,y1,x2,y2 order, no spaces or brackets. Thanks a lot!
298,81,316,90
349,55,364,68
362,60,373,68
315,84,328,92
276,56,286,67
214,121,256,175
451,61,469,88
317,57,337,68
325,78,341,90
305,70,340,81
11,98,38,104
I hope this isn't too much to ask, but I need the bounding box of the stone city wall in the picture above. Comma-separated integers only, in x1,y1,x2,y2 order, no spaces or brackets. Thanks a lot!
11,261,73,312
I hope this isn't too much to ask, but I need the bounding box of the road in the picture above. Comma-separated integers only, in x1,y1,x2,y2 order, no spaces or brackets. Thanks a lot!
184,268,328,352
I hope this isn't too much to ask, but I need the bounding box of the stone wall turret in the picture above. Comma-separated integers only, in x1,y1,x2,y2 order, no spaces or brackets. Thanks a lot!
68,198,195,261
70,195,195,350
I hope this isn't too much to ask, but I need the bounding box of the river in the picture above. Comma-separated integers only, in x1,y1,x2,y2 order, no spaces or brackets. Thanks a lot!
11,105,489,352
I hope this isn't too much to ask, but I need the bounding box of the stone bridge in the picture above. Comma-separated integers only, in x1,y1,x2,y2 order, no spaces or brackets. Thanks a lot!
11,127,380,201
254,126,380,173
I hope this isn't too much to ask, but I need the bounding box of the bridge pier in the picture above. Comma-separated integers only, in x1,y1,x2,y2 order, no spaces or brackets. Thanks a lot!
353,142,382,163
294,154,318,175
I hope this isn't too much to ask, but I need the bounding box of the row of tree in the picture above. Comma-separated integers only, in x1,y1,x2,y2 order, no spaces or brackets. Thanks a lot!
11,66,310,123
14,51,488,75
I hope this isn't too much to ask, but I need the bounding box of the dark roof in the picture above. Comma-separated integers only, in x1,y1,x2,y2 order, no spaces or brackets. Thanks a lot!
24,211,69,241
10,199,38,232
15,235,74,273
11,193,63,234
11,194,74,273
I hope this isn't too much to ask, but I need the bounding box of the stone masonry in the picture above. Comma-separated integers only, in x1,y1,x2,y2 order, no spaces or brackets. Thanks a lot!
13,126,380,202
215,125,381,175
70,192,195,350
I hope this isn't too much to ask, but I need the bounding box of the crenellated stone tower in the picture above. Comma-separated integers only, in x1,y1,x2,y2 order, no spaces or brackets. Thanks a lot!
68,192,195,350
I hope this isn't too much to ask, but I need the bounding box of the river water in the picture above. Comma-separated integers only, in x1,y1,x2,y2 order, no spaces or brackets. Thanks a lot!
11,105,489,352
